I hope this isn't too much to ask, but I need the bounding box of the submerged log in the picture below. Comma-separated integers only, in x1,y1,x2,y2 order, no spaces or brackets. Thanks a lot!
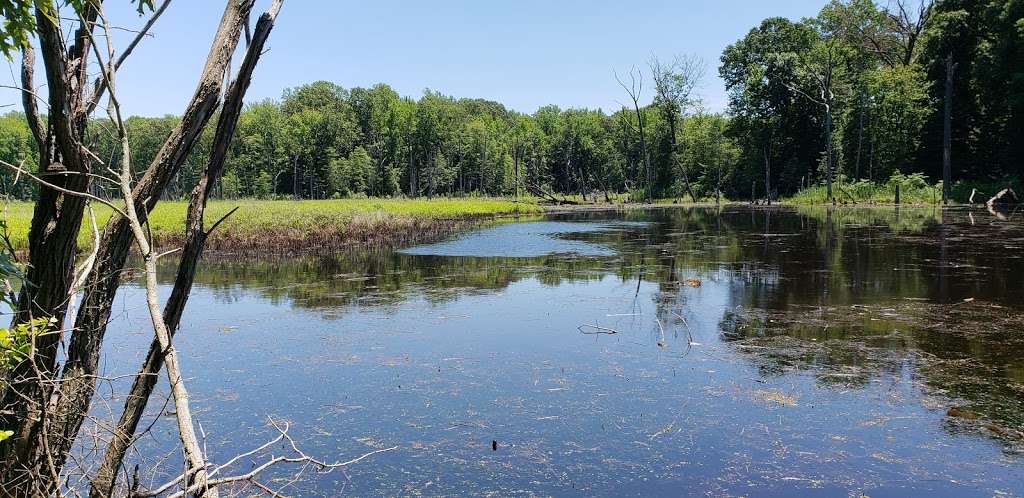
987,188,1020,208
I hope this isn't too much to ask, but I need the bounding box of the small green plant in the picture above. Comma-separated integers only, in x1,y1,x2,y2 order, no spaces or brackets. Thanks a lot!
785,171,943,205
0,219,52,442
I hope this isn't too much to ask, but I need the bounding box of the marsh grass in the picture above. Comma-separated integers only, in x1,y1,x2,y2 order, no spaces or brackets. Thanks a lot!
785,173,1022,206
794,205,942,233
786,172,943,206
1,198,543,254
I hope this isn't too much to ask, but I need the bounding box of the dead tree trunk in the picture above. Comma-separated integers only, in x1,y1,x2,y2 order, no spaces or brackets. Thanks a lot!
825,103,835,203
669,114,696,202
616,68,653,203
88,4,282,496
0,3,254,494
763,140,772,206
942,52,956,205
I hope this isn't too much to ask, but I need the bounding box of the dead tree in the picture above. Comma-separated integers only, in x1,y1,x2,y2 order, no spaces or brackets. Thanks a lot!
616,67,653,203
890,0,934,67
0,1,255,494
90,3,283,495
942,52,956,204
92,17,218,492
788,37,842,204
649,55,705,203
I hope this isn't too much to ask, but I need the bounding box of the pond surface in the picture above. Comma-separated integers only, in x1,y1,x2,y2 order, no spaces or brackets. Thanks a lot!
95,206,1024,497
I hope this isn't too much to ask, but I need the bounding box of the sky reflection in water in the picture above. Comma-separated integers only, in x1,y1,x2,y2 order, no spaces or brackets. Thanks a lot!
95,206,1024,497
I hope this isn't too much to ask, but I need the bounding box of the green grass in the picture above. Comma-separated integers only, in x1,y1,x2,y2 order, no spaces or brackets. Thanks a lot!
785,173,1022,206
785,172,943,206
1,197,543,252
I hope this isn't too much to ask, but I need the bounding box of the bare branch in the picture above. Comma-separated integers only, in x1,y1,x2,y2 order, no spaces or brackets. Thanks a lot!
132,419,397,498
0,159,128,217
86,0,173,114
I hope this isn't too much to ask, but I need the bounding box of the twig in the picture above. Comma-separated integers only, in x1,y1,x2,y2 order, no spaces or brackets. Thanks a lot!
578,324,618,335
0,159,129,218
204,206,240,236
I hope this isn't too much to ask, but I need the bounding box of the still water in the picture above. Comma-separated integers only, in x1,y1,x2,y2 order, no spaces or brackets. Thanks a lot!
97,206,1024,497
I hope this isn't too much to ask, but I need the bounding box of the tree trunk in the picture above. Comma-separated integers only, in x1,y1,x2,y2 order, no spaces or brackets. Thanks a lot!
408,144,417,197
0,7,100,489
88,4,281,495
763,141,772,206
292,154,300,199
668,113,695,202
943,52,955,205
634,105,652,203
825,104,834,203
428,152,436,198
855,93,864,181
716,162,721,205
0,3,253,493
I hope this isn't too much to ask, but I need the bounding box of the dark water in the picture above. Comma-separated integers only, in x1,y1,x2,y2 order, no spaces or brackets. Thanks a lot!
93,206,1024,497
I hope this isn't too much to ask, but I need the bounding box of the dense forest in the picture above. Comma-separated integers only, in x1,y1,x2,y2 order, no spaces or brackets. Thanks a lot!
1,0,1020,203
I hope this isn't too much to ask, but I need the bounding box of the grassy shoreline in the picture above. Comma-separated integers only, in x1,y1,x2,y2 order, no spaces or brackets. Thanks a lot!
3,195,997,256
782,175,1021,206
2,198,545,255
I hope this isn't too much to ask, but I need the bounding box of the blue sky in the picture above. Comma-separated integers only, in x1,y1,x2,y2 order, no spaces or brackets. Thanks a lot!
8,0,830,116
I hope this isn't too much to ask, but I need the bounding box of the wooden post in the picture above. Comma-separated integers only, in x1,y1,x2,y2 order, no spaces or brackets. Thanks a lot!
895,183,901,205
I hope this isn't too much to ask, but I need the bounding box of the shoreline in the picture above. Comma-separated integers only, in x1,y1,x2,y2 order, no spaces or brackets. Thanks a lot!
4,199,985,258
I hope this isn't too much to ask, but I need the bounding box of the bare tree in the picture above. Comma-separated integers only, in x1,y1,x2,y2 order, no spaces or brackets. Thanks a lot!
842,0,933,68
649,54,705,202
615,67,653,203
889,0,934,67
1,1,253,494
942,52,956,205
89,2,285,495
788,36,844,204
91,12,217,491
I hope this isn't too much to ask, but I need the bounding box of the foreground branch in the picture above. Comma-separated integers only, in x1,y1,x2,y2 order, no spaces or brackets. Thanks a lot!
132,419,397,498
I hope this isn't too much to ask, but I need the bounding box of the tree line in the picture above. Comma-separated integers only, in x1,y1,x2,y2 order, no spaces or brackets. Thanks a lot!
721,0,1022,202
1,75,736,202
1,0,1020,205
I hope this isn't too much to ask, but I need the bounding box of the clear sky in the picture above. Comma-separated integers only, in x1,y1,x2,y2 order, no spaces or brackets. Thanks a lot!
7,0,831,116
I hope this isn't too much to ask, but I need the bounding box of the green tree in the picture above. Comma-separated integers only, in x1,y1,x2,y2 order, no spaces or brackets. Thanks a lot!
0,113,38,199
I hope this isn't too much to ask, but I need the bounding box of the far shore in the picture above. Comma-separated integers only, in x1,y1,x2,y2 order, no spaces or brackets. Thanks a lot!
3,197,977,257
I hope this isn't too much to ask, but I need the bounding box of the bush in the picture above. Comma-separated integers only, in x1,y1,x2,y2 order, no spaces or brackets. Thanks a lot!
785,171,943,205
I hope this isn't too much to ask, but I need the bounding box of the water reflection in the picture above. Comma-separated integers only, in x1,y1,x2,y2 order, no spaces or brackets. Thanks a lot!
114,205,1024,496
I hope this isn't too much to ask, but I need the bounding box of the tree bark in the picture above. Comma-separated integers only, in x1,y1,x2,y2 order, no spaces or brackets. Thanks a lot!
0,3,254,494
825,104,835,203
634,106,652,203
943,52,955,205
89,3,281,495
0,4,103,492
763,140,772,205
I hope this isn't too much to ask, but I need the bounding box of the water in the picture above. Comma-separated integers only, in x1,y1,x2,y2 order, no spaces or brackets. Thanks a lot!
93,206,1024,496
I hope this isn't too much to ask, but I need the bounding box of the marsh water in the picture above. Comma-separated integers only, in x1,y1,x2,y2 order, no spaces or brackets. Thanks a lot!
97,206,1024,497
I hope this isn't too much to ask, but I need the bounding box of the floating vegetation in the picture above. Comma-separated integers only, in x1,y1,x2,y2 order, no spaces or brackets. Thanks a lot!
100,206,1024,496
752,389,799,406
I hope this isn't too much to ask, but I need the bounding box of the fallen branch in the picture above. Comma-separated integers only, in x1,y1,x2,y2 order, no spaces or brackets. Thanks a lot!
987,187,1020,208
578,324,618,335
132,419,398,498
